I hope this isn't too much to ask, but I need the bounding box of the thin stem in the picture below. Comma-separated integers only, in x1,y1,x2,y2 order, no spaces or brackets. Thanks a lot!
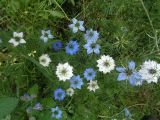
140,0,159,51
53,0,71,21
98,103,146,119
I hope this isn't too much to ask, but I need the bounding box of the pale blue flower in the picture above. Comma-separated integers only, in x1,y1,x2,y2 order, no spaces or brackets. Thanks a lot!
116,61,142,86
40,30,54,43
33,103,43,111
69,18,85,33
84,29,99,42
84,68,96,81
70,75,84,89
84,41,100,54
124,108,131,118
51,106,62,119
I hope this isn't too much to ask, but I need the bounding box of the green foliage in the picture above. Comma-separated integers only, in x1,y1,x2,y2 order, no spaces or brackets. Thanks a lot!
0,0,160,120
0,97,18,119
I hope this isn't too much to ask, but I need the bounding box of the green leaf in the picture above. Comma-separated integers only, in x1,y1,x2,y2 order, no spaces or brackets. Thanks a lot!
49,10,65,18
28,84,39,95
0,97,18,119
39,111,52,120
70,0,75,6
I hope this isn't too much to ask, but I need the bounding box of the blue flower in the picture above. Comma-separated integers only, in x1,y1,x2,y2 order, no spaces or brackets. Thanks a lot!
70,75,84,89
124,108,131,118
84,68,96,81
40,30,54,43
68,18,85,33
51,106,62,119
54,88,66,101
116,61,142,86
65,40,79,55
33,103,43,111
84,41,100,54
84,29,99,43
52,41,62,51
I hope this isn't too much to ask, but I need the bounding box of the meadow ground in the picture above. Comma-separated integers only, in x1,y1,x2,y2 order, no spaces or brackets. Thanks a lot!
0,0,160,120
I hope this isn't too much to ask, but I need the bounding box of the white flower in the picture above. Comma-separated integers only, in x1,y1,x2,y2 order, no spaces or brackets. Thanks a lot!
87,80,99,92
68,18,85,33
97,55,115,74
66,88,74,96
139,60,160,83
56,62,73,81
40,30,54,43
39,54,51,67
8,32,26,47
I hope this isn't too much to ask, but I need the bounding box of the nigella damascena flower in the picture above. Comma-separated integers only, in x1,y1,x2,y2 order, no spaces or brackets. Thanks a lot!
84,68,96,81
84,29,99,43
70,75,84,89
139,60,160,83
116,61,143,86
68,18,85,33
40,30,54,43
52,41,62,51
65,40,79,55
97,55,115,74
87,80,99,92
8,32,26,47
84,41,101,54
54,88,66,101
51,106,62,119
66,88,74,96
56,62,73,81
39,54,51,67
33,103,43,111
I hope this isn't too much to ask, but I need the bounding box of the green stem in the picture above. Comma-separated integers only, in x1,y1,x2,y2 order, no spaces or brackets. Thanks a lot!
53,0,71,21
140,0,159,51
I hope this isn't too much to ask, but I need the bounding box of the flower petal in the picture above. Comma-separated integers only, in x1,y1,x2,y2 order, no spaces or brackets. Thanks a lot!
118,73,127,81
128,61,135,70
116,67,126,72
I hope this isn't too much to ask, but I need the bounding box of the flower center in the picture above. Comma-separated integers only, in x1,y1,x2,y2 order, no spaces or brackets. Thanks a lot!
14,37,20,42
89,32,94,37
91,83,96,88
149,69,156,74
104,61,109,67
88,72,93,76
74,80,78,85
54,110,59,115
91,43,96,49
41,58,46,63
61,69,67,75
126,69,133,76
69,44,74,49
44,33,48,37
57,93,62,97
75,22,80,27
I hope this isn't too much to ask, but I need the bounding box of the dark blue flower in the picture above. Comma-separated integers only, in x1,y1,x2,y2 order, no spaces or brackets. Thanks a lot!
84,68,96,81
51,106,62,119
52,41,62,51
70,75,84,89
54,88,66,101
84,41,100,54
65,40,79,55
116,61,142,86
